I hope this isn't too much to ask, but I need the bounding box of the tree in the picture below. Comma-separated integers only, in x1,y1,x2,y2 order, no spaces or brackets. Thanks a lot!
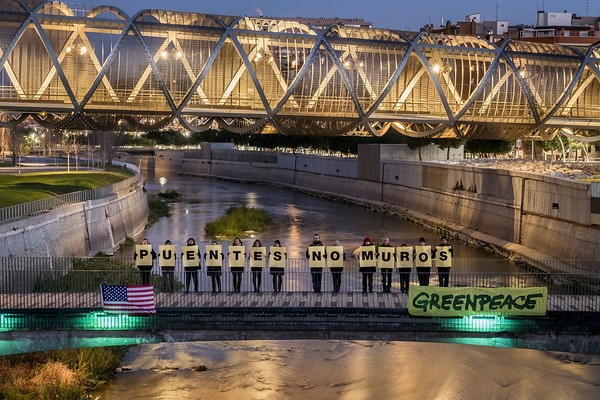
436,138,465,160
8,126,28,166
464,140,512,158
407,137,433,161
89,131,124,168
0,126,8,162
539,134,563,162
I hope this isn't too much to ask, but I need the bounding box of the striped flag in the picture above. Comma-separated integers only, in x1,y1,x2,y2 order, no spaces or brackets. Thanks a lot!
100,284,156,314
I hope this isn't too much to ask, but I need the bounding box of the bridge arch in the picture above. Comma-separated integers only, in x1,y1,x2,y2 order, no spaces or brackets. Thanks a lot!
1,3,600,140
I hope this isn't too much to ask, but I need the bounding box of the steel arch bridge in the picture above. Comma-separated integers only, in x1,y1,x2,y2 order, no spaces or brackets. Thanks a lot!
2,1,600,141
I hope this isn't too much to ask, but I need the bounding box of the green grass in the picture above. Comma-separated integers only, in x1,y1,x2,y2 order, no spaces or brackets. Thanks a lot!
0,169,133,208
204,205,272,240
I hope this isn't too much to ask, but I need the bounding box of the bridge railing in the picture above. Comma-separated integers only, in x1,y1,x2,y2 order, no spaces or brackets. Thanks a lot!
0,257,598,311
0,162,142,223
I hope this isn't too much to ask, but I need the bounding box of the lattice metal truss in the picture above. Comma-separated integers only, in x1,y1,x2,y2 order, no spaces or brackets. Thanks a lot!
2,0,600,140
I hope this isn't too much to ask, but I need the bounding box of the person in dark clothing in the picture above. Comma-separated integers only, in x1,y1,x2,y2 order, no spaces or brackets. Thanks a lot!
229,237,245,292
205,240,223,292
159,239,176,292
250,239,265,292
269,240,286,292
182,237,201,292
358,237,376,293
134,238,156,285
306,233,325,293
397,244,412,293
415,237,432,286
379,237,395,293
435,235,454,287
329,240,345,293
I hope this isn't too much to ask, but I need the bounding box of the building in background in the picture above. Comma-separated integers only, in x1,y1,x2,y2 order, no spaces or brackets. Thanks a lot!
421,10,600,49
514,11,600,48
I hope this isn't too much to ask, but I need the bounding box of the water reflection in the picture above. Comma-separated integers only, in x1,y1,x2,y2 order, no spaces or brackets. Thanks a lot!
99,340,600,400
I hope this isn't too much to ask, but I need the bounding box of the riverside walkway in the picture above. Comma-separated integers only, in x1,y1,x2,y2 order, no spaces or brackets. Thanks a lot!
1,269,599,355
0,290,597,312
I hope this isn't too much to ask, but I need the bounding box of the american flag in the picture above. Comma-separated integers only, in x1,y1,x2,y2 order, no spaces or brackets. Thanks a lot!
100,284,156,314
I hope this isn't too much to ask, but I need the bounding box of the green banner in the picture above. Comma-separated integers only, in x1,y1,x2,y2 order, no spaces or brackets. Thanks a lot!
408,287,547,317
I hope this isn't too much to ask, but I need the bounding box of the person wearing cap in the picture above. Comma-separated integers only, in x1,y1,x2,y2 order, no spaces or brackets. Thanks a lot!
415,237,433,286
358,236,376,293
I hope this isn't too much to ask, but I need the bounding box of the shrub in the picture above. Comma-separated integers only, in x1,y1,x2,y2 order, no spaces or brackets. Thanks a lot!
147,195,170,226
157,190,181,200
0,347,130,399
204,205,271,239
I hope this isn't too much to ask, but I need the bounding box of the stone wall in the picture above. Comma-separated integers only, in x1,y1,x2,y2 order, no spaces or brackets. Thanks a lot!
0,167,149,257
151,146,599,262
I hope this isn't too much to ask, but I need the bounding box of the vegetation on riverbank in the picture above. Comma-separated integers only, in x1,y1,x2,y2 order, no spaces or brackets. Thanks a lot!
0,168,133,208
204,205,271,239
31,255,182,291
147,195,171,226
0,346,129,400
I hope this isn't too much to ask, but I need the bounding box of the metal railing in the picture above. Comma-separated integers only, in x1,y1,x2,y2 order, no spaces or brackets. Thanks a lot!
0,162,142,223
0,257,598,311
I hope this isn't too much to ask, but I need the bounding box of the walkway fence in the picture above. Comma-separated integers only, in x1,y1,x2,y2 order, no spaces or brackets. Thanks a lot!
0,257,598,311
0,161,142,223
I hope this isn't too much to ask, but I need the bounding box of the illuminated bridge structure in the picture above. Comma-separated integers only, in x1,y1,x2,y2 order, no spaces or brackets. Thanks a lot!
3,0,600,141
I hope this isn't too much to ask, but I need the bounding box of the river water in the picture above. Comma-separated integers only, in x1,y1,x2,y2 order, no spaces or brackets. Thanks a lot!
98,173,600,399
126,172,513,268
99,340,600,399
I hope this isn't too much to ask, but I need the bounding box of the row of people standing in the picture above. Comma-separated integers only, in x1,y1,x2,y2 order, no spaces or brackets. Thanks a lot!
135,237,287,293
135,234,453,293
306,234,454,293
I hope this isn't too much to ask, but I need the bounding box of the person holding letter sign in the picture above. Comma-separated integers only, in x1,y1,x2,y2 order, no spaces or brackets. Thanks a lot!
434,235,453,287
134,238,156,285
182,237,201,293
229,237,246,293
378,237,395,293
250,239,266,292
269,240,286,292
205,240,223,292
328,240,345,293
415,237,432,286
358,237,376,293
306,233,325,293
159,240,176,292
397,244,413,293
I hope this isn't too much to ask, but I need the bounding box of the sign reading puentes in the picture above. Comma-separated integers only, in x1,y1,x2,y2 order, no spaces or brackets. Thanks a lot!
408,287,548,317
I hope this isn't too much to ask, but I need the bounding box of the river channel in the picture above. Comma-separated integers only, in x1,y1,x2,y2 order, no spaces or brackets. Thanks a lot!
126,172,514,270
98,173,600,399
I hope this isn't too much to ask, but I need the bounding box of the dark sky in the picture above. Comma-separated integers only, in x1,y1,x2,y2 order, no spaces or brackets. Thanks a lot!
82,0,599,31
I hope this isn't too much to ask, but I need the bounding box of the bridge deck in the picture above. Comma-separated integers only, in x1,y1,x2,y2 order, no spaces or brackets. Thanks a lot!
0,292,596,312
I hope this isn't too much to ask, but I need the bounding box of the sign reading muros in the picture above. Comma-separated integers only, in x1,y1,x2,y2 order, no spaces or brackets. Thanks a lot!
408,287,548,317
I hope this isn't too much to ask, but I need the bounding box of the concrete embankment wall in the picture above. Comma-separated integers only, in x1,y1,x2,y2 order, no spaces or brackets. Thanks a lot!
149,146,599,262
0,169,149,257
